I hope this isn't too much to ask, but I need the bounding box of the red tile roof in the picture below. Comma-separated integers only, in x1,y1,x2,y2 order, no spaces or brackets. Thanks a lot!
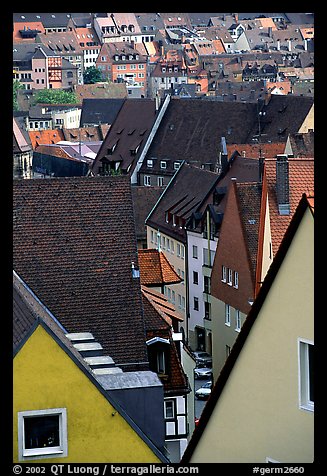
138,249,182,286
28,129,65,149
227,142,285,159
141,286,184,327
264,157,314,256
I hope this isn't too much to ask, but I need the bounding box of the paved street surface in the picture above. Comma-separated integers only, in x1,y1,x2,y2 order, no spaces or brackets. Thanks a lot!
194,378,211,419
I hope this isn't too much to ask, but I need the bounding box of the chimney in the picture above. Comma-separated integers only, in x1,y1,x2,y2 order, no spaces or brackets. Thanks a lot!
276,155,290,215
220,136,228,173
268,26,272,38
233,13,239,23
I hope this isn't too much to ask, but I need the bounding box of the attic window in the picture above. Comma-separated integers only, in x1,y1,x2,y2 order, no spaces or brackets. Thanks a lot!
18,408,67,461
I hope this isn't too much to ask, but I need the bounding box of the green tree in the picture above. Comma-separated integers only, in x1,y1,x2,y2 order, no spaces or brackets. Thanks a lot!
13,80,24,111
33,89,77,105
83,66,104,84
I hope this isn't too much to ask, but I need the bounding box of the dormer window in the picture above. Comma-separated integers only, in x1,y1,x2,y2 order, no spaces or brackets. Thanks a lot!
160,161,167,169
174,162,180,170
147,159,153,168
162,67,166,73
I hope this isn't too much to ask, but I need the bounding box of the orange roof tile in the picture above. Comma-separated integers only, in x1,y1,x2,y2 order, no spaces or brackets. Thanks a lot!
227,143,285,159
267,81,292,95
138,249,182,286
142,286,184,326
13,21,45,42
28,129,64,149
300,28,314,40
264,157,314,255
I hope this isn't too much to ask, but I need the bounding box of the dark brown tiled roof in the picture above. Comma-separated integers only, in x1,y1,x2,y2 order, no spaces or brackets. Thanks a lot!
131,186,164,240
288,131,314,158
147,162,220,243
13,280,38,352
236,182,262,282
13,176,149,372
92,99,157,175
138,249,182,286
245,94,314,143
145,99,259,167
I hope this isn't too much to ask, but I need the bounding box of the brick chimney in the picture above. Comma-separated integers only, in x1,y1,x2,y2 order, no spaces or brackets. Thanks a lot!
276,155,290,215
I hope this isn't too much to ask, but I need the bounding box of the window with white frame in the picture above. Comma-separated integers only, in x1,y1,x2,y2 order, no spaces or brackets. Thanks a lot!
228,268,233,285
177,243,181,257
171,240,174,254
18,408,67,461
160,161,167,169
157,176,164,186
144,175,151,186
167,238,170,251
150,230,154,243
298,339,314,411
222,265,227,282
147,159,153,167
162,236,166,249
234,271,239,289
225,304,231,326
235,309,241,331
164,399,174,419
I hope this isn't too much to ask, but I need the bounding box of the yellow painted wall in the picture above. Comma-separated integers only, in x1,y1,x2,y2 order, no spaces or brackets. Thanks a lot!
13,326,161,463
298,104,314,133
190,206,314,463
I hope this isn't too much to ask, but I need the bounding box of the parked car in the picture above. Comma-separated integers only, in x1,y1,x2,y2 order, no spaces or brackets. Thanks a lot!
192,351,212,367
195,381,212,400
194,366,213,379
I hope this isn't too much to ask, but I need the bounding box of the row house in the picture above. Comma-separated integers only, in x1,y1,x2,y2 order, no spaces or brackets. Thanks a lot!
150,49,187,98
186,151,261,354
210,153,314,379
94,13,143,44
13,44,78,90
135,13,165,43
183,194,314,463
142,285,191,462
35,30,84,84
24,105,81,131
96,42,147,95
146,162,220,336
74,26,101,70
